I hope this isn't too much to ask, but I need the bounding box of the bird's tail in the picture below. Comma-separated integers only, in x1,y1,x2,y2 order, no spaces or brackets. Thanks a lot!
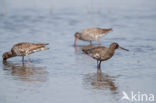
82,45,96,54
43,43,49,45
82,48,90,54
40,47,49,50
30,47,49,54
102,28,113,33
30,43,49,54
33,43,49,49
36,43,49,46
107,28,112,31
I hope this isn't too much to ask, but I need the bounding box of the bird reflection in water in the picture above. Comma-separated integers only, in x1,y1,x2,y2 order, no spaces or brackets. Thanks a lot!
83,69,118,93
3,61,48,82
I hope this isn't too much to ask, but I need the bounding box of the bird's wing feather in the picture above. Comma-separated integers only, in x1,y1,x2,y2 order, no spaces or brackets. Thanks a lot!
82,28,101,35
11,42,48,55
86,46,107,53
82,28,110,40
88,47,107,60
83,46,111,60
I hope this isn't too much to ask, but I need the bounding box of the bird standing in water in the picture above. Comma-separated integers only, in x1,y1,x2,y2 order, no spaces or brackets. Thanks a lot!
82,42,129,69
74,28,112,45
2,42,49,63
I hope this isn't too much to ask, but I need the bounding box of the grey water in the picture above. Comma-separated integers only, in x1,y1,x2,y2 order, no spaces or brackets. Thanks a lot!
0,0,156,103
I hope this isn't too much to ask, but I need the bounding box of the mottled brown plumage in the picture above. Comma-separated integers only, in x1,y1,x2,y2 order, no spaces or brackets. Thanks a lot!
74,28,112,45
2,42,49,63
82,42,129,69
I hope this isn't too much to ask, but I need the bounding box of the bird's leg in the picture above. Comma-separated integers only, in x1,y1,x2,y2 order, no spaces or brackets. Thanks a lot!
97,61,100,70
97,60,99,68
22,56,24,63
98,61,102,69
99,61,102,68
96,39,101,45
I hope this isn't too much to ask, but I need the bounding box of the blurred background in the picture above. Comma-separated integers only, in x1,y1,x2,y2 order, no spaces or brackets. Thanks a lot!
0,0,155,14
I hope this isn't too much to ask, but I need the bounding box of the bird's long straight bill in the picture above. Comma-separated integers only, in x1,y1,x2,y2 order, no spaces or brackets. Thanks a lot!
119,46,129,51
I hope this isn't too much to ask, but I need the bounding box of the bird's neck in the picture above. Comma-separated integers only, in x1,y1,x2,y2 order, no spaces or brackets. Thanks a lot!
78,33,81,38
3,51,16,61
109,47,116,53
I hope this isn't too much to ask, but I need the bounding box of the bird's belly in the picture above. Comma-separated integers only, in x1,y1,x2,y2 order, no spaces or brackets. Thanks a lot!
101,55,113,61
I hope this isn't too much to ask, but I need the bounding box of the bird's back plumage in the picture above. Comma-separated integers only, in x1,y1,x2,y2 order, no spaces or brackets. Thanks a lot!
82,46,115,61
81,28,112,41
11,42,49,56
82,28,108,35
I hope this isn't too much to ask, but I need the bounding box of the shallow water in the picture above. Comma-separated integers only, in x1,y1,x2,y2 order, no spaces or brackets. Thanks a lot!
0,0,156,103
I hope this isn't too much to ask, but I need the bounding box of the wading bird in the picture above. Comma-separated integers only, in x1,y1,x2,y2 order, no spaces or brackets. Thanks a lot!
74,28,112,45
2,42,49,63
82,42,129,69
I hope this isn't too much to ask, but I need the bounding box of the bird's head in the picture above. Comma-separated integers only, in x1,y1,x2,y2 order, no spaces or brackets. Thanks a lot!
110,42,129,51
74,32,81,46
2,51,13,61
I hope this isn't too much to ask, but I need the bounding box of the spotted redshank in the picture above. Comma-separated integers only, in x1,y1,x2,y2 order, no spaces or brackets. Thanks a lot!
82,42,129,69
74,28,112,45
2,42,49,63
